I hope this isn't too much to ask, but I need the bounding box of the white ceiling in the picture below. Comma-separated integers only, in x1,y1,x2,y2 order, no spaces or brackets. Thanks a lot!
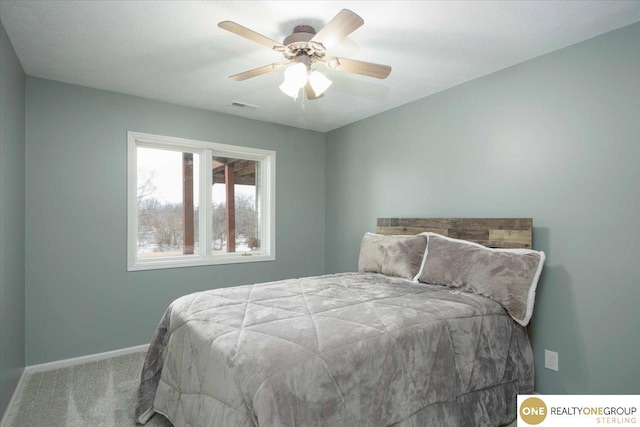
2,1,639,132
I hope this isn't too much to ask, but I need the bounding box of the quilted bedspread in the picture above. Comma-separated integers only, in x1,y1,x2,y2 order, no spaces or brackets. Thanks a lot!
136,273,533,426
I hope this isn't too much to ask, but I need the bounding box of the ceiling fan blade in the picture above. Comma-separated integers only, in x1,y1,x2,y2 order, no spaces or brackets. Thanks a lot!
218,21,287,52
330,57,392,79
304,82,324,100
230,63,286,81
310,9,364,49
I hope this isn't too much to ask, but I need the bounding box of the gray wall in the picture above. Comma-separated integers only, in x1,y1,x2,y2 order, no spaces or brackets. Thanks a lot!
25,78,325,365
0,21,26,417
326,23,640,394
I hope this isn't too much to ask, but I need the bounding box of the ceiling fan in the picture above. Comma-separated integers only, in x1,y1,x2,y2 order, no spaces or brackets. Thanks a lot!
218,9,392,100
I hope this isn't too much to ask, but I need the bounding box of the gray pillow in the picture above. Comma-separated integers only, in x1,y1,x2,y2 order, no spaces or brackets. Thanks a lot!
358,233,427,280
416,233,545,326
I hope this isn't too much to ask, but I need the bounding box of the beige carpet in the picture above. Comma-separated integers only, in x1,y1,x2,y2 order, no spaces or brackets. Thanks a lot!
2,351,171,427
2,350,518,426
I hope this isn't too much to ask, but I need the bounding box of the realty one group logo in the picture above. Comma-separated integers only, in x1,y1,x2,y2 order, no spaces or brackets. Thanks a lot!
520,397,548,424
518,395,639,426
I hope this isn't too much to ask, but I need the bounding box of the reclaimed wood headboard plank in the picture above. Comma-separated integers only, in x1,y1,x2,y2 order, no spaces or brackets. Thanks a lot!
376,218,533,249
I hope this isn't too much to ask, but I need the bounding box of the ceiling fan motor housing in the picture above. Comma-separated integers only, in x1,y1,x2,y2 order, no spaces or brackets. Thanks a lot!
283,25,316,46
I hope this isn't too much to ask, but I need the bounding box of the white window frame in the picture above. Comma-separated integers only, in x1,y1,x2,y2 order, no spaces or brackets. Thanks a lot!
127,131,275,271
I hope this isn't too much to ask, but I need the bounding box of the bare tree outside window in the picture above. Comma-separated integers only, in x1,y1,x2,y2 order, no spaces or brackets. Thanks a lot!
136,147,199,258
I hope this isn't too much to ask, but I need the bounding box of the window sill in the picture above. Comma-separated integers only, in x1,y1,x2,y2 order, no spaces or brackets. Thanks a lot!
127,253,276,271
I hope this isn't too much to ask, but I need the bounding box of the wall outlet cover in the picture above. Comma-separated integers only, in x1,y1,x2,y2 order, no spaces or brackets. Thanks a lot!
545,349,559,371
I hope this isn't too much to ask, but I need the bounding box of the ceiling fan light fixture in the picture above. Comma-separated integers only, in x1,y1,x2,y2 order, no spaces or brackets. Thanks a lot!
285,63,308,87
308,70,332,97
280,63,308,99
279,81,301,99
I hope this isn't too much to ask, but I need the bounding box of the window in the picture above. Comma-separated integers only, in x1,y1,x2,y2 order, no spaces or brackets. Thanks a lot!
127,132,275,271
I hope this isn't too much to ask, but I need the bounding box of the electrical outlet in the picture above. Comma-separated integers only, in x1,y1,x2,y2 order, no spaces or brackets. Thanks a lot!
545,349,559,371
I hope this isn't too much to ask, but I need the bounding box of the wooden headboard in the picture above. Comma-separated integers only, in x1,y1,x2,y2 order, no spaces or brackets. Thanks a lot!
377,218,532,249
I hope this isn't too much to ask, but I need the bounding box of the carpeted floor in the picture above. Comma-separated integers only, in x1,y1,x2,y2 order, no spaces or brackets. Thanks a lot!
2,351,171,427
2,350,518,427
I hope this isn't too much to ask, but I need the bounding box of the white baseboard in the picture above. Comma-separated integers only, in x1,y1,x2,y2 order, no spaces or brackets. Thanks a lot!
25,343,150,374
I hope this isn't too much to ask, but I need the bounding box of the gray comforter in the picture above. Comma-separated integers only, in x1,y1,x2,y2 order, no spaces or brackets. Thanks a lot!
136,273,533,426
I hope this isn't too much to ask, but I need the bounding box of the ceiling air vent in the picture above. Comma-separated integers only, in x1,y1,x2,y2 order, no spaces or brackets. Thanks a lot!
230,101,260,112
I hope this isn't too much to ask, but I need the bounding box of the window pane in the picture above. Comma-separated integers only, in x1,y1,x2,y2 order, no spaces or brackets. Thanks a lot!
211,157,261,253
137,147,200,258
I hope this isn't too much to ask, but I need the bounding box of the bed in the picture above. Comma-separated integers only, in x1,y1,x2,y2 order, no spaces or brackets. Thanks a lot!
136,218,544,427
